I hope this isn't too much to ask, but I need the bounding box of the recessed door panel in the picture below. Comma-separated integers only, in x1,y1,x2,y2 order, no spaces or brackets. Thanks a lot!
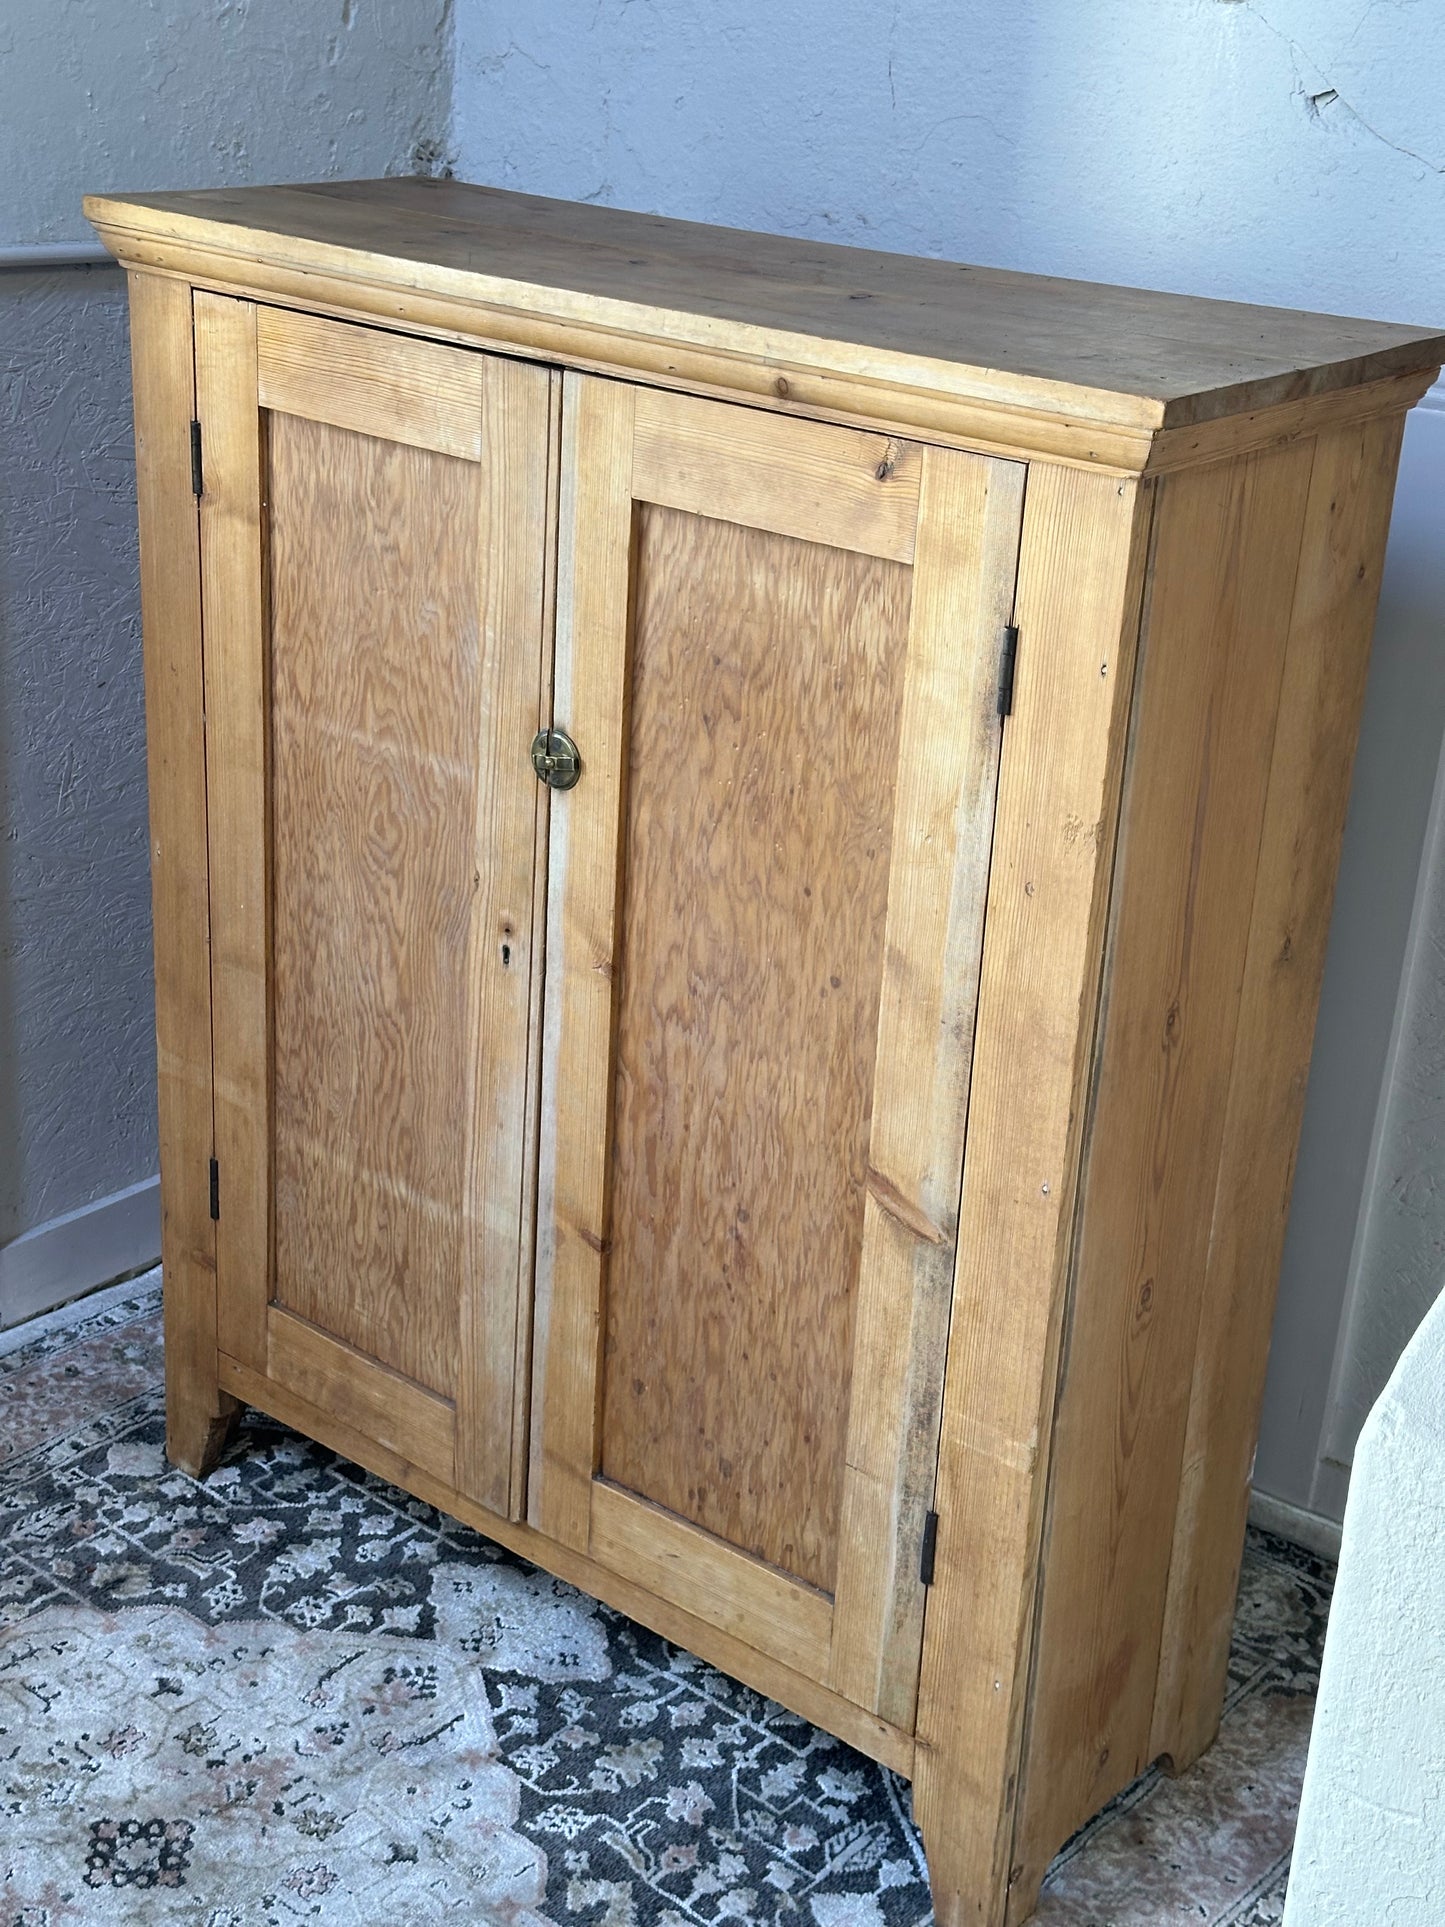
533,374,1025,1725
197,295,555,1515
269,412,482,1398
602,504,913,1592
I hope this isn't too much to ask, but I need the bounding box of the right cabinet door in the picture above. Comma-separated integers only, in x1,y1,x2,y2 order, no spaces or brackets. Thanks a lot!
532,374,1024,1727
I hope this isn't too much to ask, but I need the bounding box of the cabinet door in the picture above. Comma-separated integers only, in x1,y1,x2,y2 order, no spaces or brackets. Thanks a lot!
532,375,1024,1725
197,294,555,1518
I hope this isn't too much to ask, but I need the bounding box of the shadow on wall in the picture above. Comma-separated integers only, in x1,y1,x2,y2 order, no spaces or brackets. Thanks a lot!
0,263,158,1255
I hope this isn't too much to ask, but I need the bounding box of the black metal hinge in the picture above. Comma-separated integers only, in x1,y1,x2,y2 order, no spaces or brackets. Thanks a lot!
919,1509,940,1587
998,623,1020,719
190,418,204,499
208,1157,220,1221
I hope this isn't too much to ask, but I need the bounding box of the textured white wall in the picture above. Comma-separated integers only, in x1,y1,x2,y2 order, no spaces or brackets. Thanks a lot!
1282,1285,1445,1926
453,0,1442,319
4,0,454,243
0,1,453,1314
453,0,1445,1523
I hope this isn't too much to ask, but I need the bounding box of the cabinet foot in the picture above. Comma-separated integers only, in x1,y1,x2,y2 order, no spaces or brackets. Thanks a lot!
167,1391,242,1480
915,1790,1046,1927
1157,1709,1221,1781
918,1857,1046,1927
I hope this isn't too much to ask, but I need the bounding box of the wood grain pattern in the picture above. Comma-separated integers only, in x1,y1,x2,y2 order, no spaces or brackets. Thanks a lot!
267,412,481,1398
1148,411,1408,1772
528,372,637,1551
195,291,269,1376
508,368,566,1522
1144,366,1437,475
827,446,1025,1725
128,272,239,1476
215,1348,915,1775
201,309,551,1500
454,355,555,1517
910,467,1154,1927
85,179,1445,432
257,304,484,457
600,504,912,1592
261,1307,455,1483
1008,443,1317,1908
133,241,1171,475
589,1480,834,1678
631,385,922,561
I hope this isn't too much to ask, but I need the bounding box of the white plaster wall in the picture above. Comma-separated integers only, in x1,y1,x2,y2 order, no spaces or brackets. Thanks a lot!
1281,1285,1445,1926
453,0,1445,1524
453,0,1442,318
3,1,455,242
0,1,454,1317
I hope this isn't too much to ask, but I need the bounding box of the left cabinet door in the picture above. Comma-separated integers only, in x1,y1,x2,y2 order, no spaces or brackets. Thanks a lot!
196,294,557,1517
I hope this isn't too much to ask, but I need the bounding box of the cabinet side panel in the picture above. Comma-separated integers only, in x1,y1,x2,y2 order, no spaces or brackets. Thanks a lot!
1008,437,1320,1908
129,272,236,1476
912,467,1152,1927
1149,410,1408,1768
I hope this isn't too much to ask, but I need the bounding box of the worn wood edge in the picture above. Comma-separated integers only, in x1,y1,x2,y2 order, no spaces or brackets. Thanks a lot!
589,1480,834,1681
827,448,1026,1727
127,270,238,1476
526,373,637,1549
910,468,1156,1927
507,369,565,1523
215,1352,914,1775
1146,411,1408,1771
452,356,554,1515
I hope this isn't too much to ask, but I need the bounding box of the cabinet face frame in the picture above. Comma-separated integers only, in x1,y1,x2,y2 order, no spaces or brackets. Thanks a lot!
529,371,1027,1725
195,292,557,1519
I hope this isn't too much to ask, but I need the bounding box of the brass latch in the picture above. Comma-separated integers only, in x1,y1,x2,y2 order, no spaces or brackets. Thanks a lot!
530,726,582,791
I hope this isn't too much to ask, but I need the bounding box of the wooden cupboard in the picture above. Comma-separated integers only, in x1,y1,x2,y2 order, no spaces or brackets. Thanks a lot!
87,178,1444,1926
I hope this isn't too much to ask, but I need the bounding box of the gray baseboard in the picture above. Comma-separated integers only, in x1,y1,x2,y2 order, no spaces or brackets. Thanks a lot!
0,1176,161,1331
1248,1488,1344,1562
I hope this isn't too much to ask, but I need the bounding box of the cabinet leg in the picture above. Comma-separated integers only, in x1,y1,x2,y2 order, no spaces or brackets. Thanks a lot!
166,1382,242,1480
914,1780,1043,1927
1157,1704,1222,1781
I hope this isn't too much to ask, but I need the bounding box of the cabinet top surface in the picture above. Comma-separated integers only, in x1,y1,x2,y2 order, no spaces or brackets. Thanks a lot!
85,176,1444,432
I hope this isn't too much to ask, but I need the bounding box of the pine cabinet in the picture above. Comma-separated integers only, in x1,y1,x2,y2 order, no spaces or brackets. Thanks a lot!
88,179,1443,1927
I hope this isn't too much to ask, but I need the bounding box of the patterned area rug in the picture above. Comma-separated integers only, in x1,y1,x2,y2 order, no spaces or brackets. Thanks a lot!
1,1275,1331,1925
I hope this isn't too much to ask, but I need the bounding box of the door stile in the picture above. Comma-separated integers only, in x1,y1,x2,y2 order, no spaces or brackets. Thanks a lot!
529,371,638,1550
454,355,559,1518
506,366,566,1523
195,291,270,1375
827,446,1026,1726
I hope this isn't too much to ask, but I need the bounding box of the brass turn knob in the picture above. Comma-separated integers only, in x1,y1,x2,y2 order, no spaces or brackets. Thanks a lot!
531,726,582,791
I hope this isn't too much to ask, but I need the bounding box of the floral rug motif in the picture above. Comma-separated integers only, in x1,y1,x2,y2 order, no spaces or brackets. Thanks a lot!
0,1275,1333,1924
